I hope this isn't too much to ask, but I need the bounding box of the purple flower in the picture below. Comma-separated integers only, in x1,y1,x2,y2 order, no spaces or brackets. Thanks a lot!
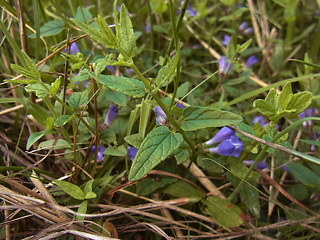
253,116,269,127
205,127,235,145
127,147,138,161
239,21,253,34
298,108,318,127
83,80,89,88
209,135,244,158
219,56,233,76
91,145,106,162
243,160,269,170
281,164,289,172
145,23,150,33
104,105,118,127
63,42,80,55
245,55,259,68
107,65,116,74
154,106,167,126
176,102,185,109
222,35,231,47
178,1,197,17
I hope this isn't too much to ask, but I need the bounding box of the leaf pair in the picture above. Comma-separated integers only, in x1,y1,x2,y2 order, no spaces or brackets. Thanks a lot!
253,82,312,123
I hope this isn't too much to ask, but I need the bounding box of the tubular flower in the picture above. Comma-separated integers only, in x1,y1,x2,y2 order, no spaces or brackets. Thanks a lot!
205,127,235,145
104,105,118,127
243,160,269,170
127,147,138,161
222,35,231,47
209,135,244,158
91,145,106,162
245,55,259,68
154,106,167,126
219,56,233,77
178,1,197,17
63,42,80,55
253,116,269,127
239,21,253,34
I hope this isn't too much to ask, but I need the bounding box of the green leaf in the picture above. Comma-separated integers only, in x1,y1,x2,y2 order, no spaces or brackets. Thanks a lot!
85,191,97,199
29,19,64,38
278,82,293,110
23,99,51,126
54,180,85,200
155,54,178,87
26,130,51,150
236,39,252,53
181,106,243,131
54,114,76,127
299,139,320,147
68,91,88,108
38,139,71,150
124,133,143,149
129,126,183,181
162,180,204,202
136,177,176,196
75,6,93,22
77,200,88,221
104,145,127,157
119,4,137,57
83,179,94,194
150,0,167,14
174,149,189,164
11,51,41,81
203,196,243,231
71,18,114,48
25,83,49,98
287,162,320,188
48,77,61,95
96,15,117,47
253,99,277,120
286,91,312,118
98,74,146,98
100,89,127,106
226,36,236,59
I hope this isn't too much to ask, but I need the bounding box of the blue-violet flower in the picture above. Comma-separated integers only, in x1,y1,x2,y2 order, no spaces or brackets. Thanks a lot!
104,105,118,127
245,55,259,68
209,135,244,158
205,126,235,145
91,145,106,162
222,35,231,47
145,23,150,33
239,21,253,34
243,160,269,170
127,147,138,161
154,106,167,126
63,42,80,55
219,56,233,76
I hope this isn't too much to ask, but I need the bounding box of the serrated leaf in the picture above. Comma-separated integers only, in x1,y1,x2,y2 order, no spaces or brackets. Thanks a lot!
119,5,137,57
96,15,117,47
98,74,146,98
265,88,277,106
54,114,76,127
181,106,243,131
38,139,71,150
155,54,178,87
124,133,143,149
25,83,49,98
29,19,64,38
68,91,88,108
203,196,243,231
54,180,85,200
49,77,61,94
129,126,183,181
26,130,51,150
104,145,127,156
101,89,127,106
71,18,114,48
